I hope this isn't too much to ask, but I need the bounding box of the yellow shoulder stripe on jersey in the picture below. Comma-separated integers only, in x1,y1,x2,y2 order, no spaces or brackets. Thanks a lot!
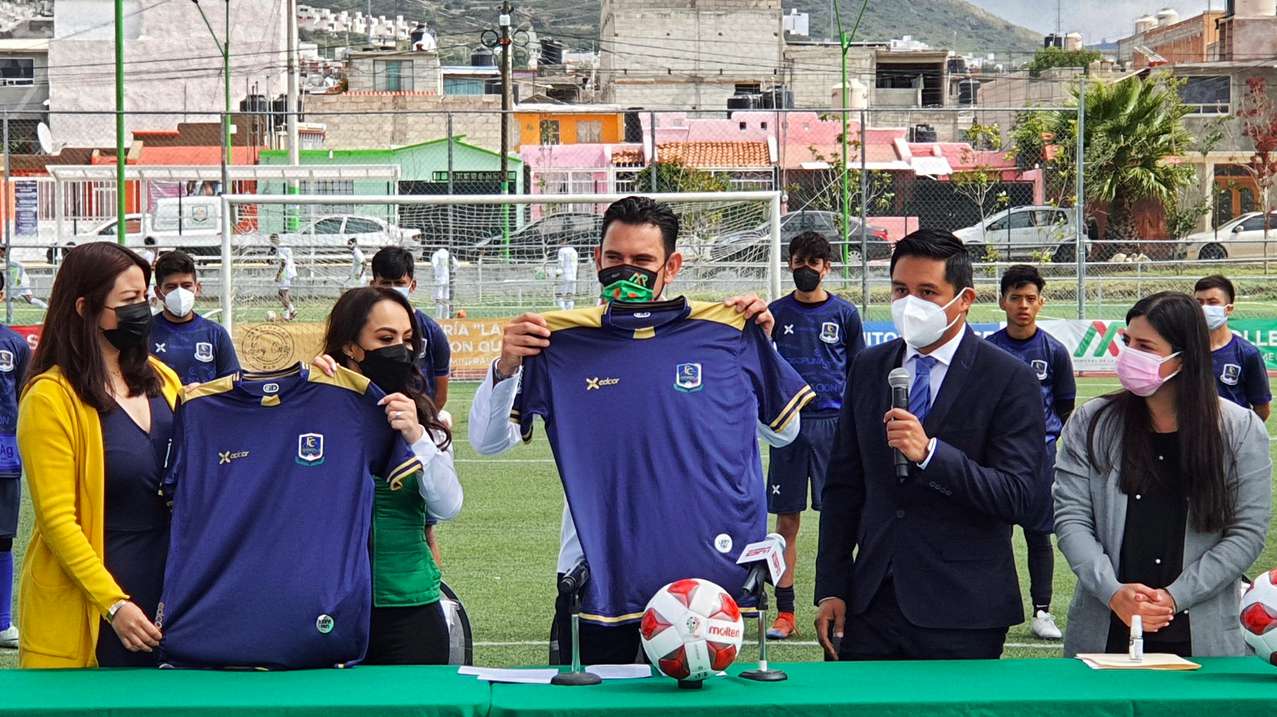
545,306,605,333
183,374,236,403
688,301,747,330
385,457,423,491
770,386,816,433
633,326,655,340
309,365,371,394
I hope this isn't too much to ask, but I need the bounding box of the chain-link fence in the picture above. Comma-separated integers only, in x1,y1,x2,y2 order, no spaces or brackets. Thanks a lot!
6,102,1277,332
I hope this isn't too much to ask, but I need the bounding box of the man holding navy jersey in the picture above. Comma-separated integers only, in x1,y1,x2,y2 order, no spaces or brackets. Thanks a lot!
765,231,864,640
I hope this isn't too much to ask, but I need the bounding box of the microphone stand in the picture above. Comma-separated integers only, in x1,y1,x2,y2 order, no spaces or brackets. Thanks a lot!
739,570,787,682
551,567,601,686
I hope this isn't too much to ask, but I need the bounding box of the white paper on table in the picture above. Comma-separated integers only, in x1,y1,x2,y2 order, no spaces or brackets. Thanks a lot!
458,666,560,684
1076,653,1201,671
585,664,653,680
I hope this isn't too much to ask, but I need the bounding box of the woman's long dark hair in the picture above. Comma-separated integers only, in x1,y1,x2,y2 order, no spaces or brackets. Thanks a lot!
1086,291,1231,532
322,287,451,450
29,242,161,410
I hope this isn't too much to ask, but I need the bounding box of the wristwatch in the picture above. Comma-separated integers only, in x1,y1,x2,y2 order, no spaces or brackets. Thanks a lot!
106,600,128,624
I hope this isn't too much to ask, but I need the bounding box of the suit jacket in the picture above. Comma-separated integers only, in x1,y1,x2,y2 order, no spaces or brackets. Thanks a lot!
1054,396,1271,657
814,327,1048,630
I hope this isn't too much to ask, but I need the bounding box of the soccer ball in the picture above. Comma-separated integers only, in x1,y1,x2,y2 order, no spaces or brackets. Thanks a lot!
266,310,278,322
639,578,744,682
1240,569,1277,664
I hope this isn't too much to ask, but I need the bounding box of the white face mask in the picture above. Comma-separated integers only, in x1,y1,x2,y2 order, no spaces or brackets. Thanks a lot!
891,292,965,350
393,286,411,300
163,286,196,318
1202,304,1229,331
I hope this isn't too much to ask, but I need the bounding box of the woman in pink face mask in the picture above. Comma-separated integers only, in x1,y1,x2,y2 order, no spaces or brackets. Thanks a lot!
1054,291,1272,658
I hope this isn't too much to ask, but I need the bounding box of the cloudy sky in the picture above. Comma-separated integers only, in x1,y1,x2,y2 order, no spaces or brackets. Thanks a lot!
968,0,1214,43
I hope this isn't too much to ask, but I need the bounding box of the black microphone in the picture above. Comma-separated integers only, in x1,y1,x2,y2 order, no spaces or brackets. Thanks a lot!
888,367,911,481
558,560,590,597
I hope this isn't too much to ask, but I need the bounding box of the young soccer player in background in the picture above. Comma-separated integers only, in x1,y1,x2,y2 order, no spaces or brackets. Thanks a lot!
986,264,1075,641
764,230,864,640
0,269,30,649
269,234,297,321
148,250,239,387
1194,274,1271,422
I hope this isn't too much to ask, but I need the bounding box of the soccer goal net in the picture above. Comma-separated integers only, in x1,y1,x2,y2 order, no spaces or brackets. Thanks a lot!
213,191,784,333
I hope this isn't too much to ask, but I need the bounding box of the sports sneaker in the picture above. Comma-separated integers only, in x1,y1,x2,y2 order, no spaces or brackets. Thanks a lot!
766,611,798,640
1031,610,1062,640
0,625,18,649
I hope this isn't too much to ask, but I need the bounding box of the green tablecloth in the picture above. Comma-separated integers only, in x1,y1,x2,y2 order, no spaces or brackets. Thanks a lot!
4,659,1277,716
489,658,1277,717
0,665,488,717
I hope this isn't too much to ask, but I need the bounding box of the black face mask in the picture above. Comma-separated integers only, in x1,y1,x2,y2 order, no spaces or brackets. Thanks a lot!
102,301,153,352
792,267,822,293
359,344,417,395
598,264,660,303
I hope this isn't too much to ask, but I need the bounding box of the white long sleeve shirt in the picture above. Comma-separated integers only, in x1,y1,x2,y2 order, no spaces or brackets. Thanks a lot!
468,360,800,572
410,428,463,522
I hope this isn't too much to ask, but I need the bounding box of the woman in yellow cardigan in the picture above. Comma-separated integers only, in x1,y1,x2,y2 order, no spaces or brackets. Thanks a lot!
17,242,181,668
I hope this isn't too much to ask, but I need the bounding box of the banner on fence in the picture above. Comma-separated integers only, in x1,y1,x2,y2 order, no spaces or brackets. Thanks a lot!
14,181,38,238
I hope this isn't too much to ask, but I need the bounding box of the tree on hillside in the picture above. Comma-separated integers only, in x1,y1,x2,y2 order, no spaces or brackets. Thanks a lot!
1024,74,1195,249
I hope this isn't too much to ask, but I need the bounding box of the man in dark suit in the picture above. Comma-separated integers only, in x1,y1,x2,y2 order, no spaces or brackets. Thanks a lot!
814,229,1047,660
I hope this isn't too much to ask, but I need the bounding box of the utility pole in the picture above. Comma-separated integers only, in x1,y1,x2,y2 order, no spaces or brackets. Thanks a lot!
499,0,512,253
833,0,867,271
287,0,300,168
192,0,231,197
115,0,125,245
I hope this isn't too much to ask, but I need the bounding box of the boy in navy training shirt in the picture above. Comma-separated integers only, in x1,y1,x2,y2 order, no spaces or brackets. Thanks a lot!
0,269,31,649
765,230,865,639
986,264,1075,641
1194,274,1271,422
149,250,239,387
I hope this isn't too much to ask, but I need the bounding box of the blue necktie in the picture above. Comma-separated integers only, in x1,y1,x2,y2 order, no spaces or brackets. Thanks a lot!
909,355,936,423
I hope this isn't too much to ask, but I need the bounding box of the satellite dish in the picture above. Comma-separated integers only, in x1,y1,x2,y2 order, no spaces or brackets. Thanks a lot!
36,122,62,155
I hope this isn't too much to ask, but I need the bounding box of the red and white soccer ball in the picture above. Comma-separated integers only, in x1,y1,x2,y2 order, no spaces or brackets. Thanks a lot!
1240,569,1277,664
639,578,744,682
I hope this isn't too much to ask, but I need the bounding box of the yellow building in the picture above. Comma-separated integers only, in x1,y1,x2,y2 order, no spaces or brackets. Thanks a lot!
515,105,625,147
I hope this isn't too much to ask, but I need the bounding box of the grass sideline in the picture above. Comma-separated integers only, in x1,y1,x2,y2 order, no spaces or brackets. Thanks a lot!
2,376,1276,669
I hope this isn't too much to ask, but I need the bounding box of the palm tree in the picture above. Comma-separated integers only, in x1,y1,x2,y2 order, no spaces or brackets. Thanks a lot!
1049,74,1196,251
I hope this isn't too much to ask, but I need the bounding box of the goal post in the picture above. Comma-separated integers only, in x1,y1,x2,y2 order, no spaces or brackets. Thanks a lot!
217,190,784,335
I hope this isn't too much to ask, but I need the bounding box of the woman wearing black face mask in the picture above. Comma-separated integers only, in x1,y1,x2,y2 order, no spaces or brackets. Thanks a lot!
16,243,182,668
320,287,461,664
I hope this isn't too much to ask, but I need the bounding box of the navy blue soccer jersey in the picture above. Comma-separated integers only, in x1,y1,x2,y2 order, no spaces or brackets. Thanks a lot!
768,292,865,415
150,313,240,385
414,308,451,399
0,326,30,478
158,365,421,669
1212,334,1272,410
513,298,813,624
986,327,1076,442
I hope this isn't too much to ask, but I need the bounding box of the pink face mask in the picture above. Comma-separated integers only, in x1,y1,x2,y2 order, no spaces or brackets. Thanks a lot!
1116,345,1181,397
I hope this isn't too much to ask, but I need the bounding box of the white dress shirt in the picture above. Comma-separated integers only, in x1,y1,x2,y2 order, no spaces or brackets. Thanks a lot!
468,359,802,573
409,428,463,522
901,324,966,470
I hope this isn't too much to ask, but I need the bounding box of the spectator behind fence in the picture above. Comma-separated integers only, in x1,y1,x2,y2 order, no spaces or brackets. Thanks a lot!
1055,291,1272,657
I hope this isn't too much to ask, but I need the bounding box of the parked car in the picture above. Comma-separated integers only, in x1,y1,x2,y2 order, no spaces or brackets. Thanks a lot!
710,210,892,263
75,213,146,246
277,214,421,249
1183,211,1277,261
953,206,1083,262
464,212,603,262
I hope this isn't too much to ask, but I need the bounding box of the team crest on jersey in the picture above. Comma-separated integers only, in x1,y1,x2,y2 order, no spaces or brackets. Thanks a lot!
820,321,840,344
0,350,13,373
1031,359,1049,381
675,362,703,392
297,433,325,466
1221,363,1242,386
194,342,215,363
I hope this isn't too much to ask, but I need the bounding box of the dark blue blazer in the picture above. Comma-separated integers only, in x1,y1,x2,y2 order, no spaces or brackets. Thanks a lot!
814,327,1048,630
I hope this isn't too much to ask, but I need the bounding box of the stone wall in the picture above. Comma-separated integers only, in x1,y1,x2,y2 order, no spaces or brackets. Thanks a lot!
305,94,509,151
